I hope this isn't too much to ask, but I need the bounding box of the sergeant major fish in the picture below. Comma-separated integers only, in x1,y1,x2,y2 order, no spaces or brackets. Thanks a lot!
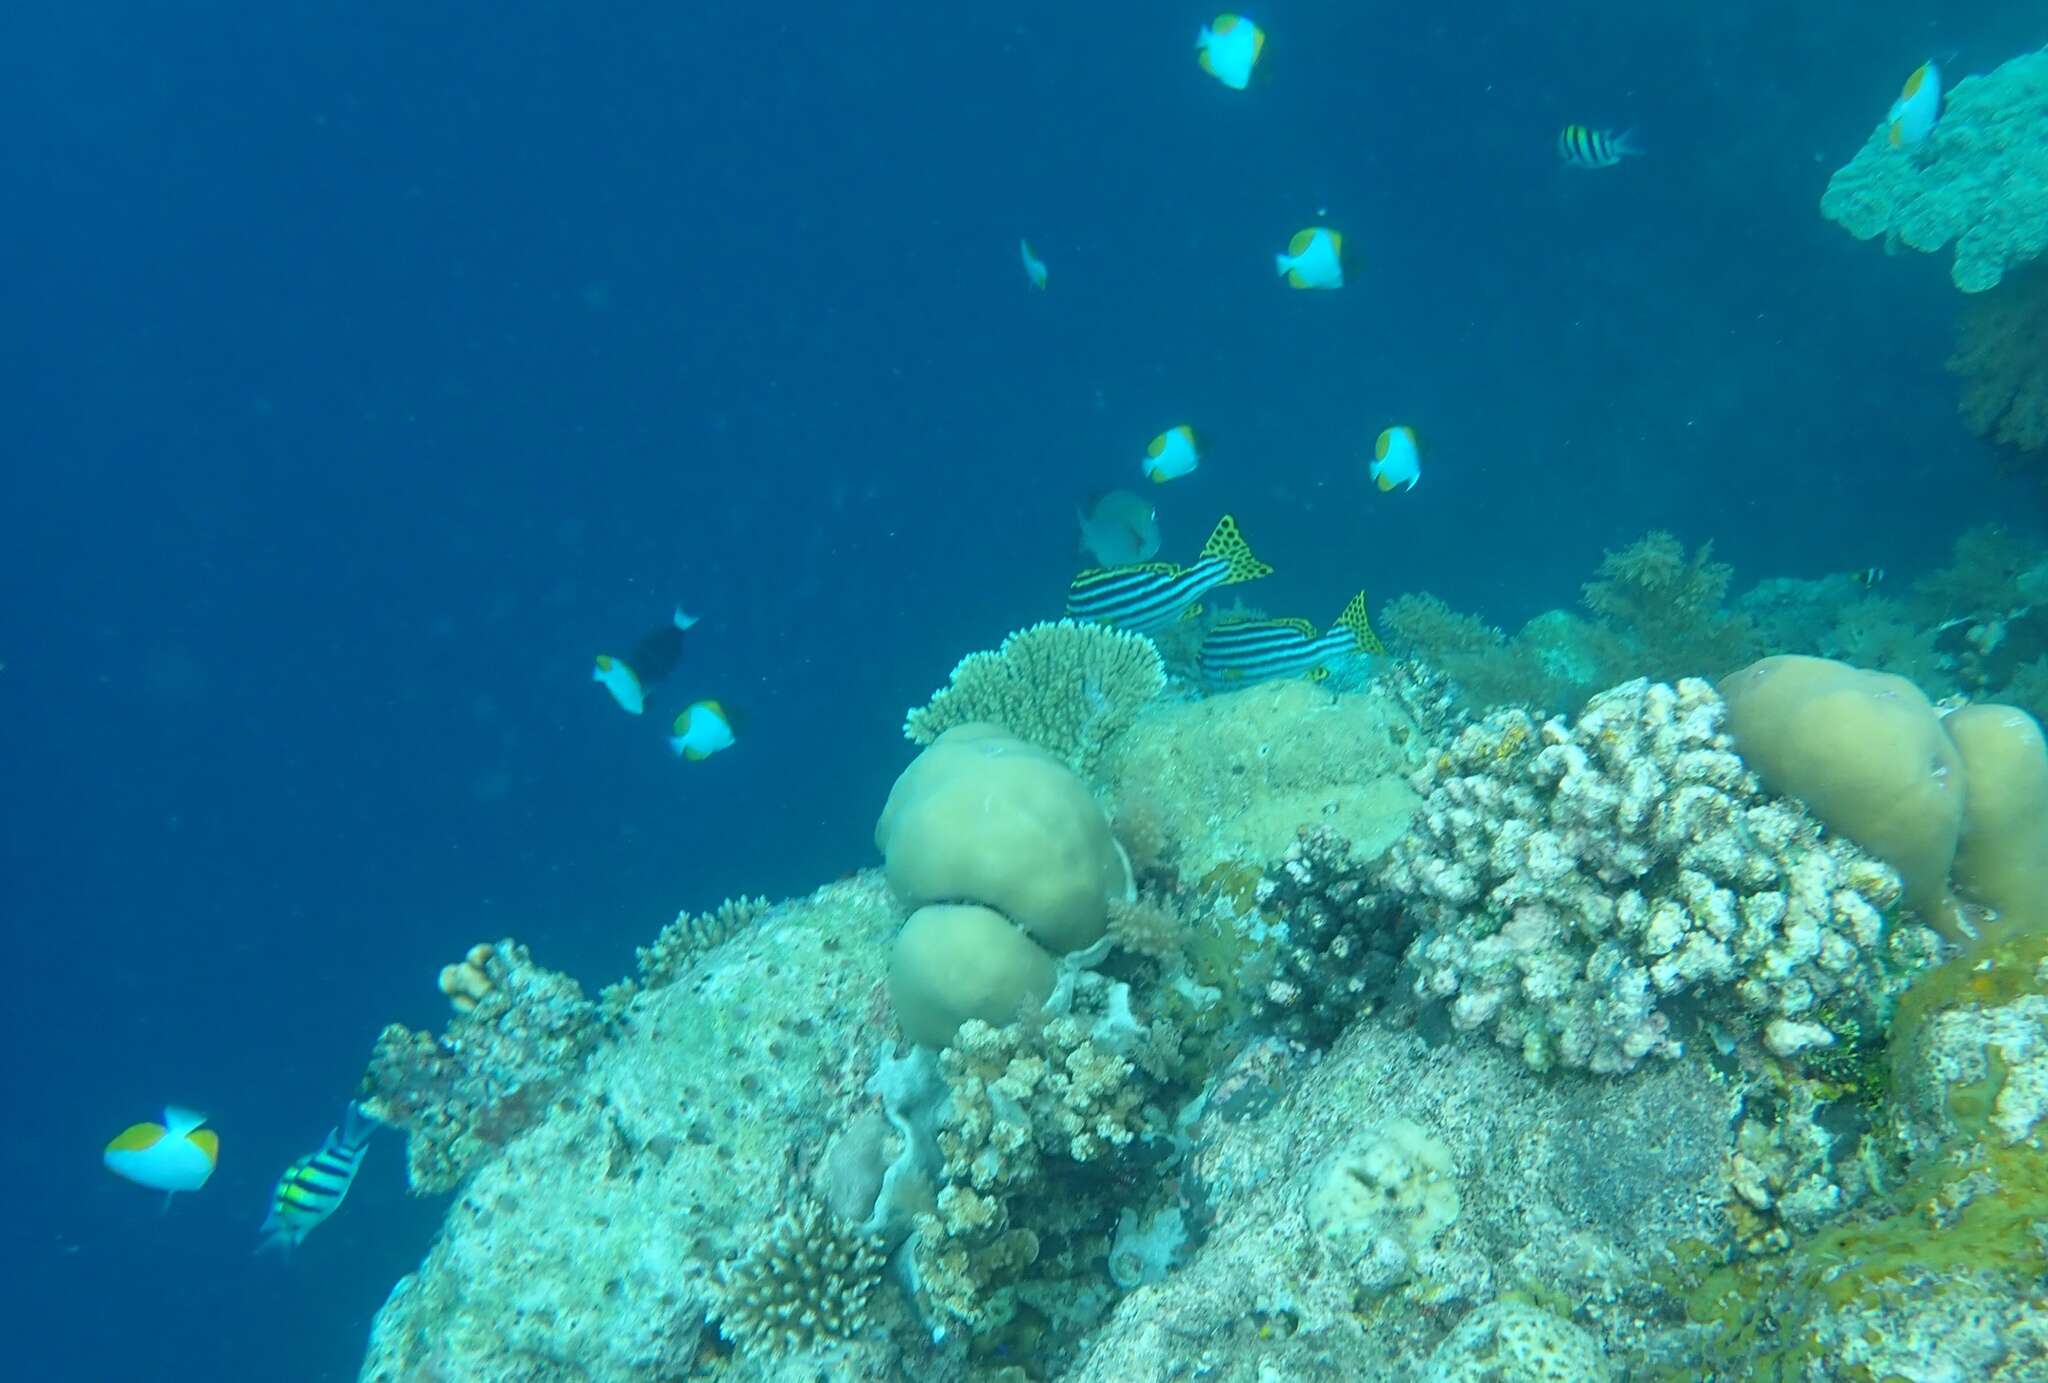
258,1102,378,1253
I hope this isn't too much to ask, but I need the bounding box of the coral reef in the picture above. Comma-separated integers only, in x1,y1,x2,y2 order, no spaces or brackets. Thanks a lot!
876,723,1134,1046
1100,677,1426,878
714,1194,885,1355
630,894,774,993
437,942,498,1012
1250,827,1412,1044
1423,1299,1615,1382
360,939,600,1194
357,876,906,1383
1820,46,2048,293
1579,532,1761,684
1381,533,1758,715
1304,1118,1461,1296
1950,257,2048,458
903,619,1165,774
1384,678,1938,1073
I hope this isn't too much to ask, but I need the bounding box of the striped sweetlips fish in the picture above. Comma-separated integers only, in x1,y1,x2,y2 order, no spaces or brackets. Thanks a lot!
1066,513,1272,633
1198,589,1385,684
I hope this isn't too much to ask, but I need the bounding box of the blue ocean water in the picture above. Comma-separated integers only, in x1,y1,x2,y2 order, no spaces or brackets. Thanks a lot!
4,2,2042,1377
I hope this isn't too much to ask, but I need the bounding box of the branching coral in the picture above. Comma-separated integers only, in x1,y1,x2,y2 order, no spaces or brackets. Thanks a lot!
1580,532,1761,683
715,1195,884,1355
1821,47,2048,293
632,894,773,991
1949,257,2048,458
904,619,1166,774
1383,679,1940,1074
359,939,599,1193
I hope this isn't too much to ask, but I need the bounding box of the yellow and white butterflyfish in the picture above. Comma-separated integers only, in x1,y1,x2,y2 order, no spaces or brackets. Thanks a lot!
104,1106,218,1198
1371,426,1421,492
1197,14,1265,91
1142,424,1200,484
591,654,646,715
670,700,737,760
1019,238,1047,291
259,1102,377,1253
1275,227,1343,290
1887,61,1941,148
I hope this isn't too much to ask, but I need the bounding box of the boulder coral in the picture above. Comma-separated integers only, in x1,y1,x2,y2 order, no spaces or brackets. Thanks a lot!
1821,46,2048,293
876,723,1133,1047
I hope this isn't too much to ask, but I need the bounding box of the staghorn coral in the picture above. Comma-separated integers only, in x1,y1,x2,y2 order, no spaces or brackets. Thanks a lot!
1950,257,2048,459
1383,679,1940,1075
904,619,1165,774
1820,46,2048,293
1580,532,1761,683
715,1194,885,1355
360,938,599,1194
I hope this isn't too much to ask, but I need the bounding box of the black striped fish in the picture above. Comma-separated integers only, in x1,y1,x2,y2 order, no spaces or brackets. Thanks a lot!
1556,125,1641,169
1066,513,1272,633
1198,590,1385,684
258,1102,378,1253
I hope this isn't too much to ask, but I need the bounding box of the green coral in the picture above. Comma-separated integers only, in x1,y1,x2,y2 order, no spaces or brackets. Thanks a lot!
903,619,1165,774
1820,46,2048,293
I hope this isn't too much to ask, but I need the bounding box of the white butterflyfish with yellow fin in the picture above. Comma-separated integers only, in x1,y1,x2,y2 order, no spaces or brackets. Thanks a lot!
1019,239,1047,290
1888,62,1941,147
104,1106,218,1201
1197,14,1265,91
1275,227,1343,289
1371,426,1421,492
670,700,738,760
592,606,699,715
1142,425,1200,484
258,1102,378,1253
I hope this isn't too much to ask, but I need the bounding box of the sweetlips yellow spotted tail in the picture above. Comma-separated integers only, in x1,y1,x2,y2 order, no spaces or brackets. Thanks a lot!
1198,590,1384,684
1066,513,1272,633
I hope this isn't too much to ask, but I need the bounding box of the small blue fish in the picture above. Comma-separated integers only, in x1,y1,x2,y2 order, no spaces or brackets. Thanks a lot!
258,1103,377,1253
1556,125,1641,169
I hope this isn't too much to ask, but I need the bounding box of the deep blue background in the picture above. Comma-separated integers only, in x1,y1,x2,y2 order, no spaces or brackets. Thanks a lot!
6,3,2044,1377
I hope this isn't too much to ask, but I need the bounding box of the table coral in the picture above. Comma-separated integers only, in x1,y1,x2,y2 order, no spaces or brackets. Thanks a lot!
903,619,1165,774
1384,678,1939,1074
1821,47,2048,293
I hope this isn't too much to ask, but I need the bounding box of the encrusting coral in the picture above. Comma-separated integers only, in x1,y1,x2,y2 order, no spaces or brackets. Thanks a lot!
360,938,599,1193
714,1194,885,1355
1821,46,2048,293
1384,678,1939,1074
903,619,1165,774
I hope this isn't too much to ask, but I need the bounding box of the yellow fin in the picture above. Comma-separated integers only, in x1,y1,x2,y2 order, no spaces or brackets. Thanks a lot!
1288,228,1319,256
106,1122,166,1153
1214,14,1241,33
1333,590,1386,655
700,700,728,723
1377,471,1396,491
1326,230,1343,258
1199,514,1275,585
1901,63,1927,98
186,1128,220,1165
1307,666,1331,682
594,654,614,670
1198,48,1216,76
1286,269,1309,288
1275,617,1315,638
1181,602,1205,621
1147,432,1168,457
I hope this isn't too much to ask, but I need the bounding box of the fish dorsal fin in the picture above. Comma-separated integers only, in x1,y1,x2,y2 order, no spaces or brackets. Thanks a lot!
1288,228,1319,256
1333,590,1386,655
1272,617,1316,638
1199,514,1274,585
